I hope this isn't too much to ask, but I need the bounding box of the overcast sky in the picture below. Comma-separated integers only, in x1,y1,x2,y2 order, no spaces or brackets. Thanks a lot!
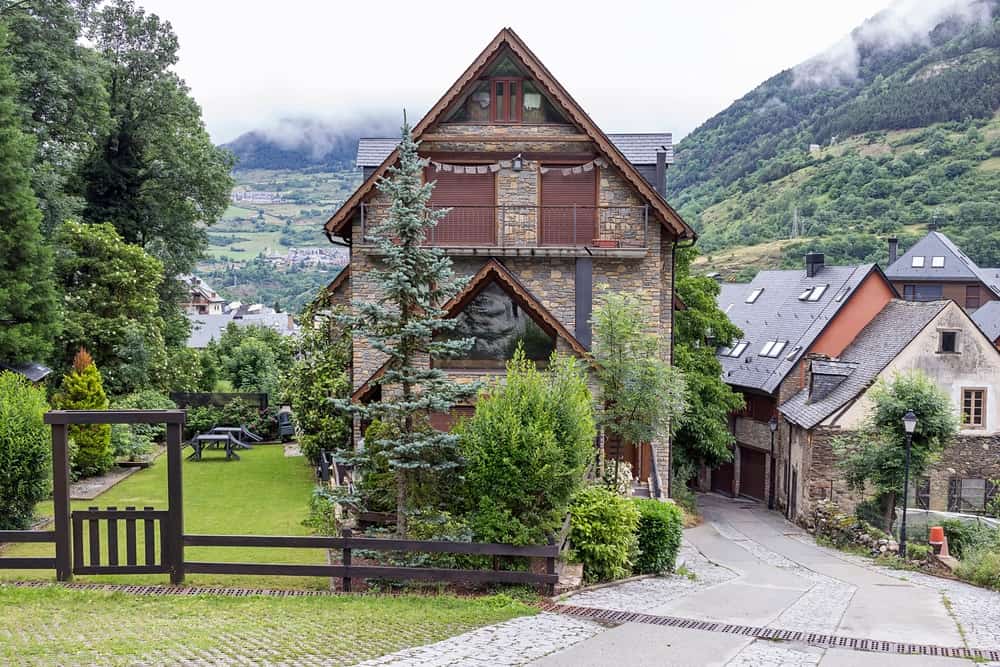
137,0,896,144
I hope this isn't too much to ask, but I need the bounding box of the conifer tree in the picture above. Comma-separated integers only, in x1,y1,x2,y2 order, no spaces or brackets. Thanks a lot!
0,24,59,364
57,348,113,477
333,121,478,535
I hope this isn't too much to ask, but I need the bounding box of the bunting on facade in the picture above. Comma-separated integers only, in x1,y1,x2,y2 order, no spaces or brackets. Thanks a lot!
428,157,608,175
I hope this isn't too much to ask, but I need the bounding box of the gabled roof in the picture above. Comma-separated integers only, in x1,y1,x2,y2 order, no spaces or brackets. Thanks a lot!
716,264,885,395
972,300,1000,343
886,231,1000,297
780,300,949,429
0,361,52,383
325,28,693,240
351,258,588,401
355,132,674,169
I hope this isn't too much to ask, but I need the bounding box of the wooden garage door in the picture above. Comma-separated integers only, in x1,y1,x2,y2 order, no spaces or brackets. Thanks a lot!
425,168,495,245
739,446,766,501
712,460,735,496
540,168,596,246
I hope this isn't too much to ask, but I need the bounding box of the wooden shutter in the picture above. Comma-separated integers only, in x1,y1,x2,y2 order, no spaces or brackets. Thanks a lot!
540,168,597,246
425,168,495,245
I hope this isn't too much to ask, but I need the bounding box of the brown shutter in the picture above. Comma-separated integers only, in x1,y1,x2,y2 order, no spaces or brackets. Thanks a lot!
425,168,495,245
540,168,597,246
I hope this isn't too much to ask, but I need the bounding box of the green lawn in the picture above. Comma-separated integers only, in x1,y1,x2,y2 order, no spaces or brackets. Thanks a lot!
2,444,333,589
205,229,285,260
0,585,533,666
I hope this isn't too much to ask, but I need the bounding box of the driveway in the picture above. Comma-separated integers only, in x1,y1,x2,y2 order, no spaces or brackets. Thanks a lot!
363,493,1000,666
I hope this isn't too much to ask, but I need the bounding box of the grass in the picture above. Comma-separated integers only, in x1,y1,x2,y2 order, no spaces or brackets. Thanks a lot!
2,444,333,589
0,584,533,666
205,229,285,260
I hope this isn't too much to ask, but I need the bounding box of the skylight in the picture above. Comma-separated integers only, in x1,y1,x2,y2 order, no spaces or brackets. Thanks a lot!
720,341,749,358
912,256,926,268
745,288,764,304
760,340,787,358
931,256,945,268
799,285,828,302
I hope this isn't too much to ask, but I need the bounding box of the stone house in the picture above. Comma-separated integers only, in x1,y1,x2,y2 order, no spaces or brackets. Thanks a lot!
885,231,1000,311
780,299,1000,519
321,28,695,498
708,254,897,507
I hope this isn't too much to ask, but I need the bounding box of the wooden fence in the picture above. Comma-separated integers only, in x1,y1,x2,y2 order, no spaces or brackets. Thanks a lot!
0,409,559,593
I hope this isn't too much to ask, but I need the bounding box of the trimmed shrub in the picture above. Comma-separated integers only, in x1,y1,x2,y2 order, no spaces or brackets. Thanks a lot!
0,372,51,530
632,499,684,574
55,349,112,477
110,390,176,461
458,351,596,545
570,486,640,583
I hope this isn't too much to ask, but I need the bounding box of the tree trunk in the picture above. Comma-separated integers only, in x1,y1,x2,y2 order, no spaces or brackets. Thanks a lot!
396,468,408,537
879,492,896,535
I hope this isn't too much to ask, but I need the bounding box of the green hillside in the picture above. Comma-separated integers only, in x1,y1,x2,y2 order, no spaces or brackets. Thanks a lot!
670,1,1000,278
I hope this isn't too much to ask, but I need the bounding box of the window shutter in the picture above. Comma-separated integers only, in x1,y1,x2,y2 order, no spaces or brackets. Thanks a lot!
540,168,597,246
425,168,495,245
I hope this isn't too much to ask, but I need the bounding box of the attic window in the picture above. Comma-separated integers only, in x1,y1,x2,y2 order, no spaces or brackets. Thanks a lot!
745,288,764,304
912,256,926,268
931,256,945,268
720,341,749,358
799,285,828,302
760,340,787,358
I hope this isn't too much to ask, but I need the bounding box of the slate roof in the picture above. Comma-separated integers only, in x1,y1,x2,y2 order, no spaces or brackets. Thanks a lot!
186,309,297,348
972,300,1000,342
0,361,52,383
715,264,879,395
355,133,673,168
885,231,1000,297
780,300,948,429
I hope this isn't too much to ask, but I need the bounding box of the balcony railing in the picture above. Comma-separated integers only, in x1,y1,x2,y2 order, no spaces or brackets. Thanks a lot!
359,204,649,249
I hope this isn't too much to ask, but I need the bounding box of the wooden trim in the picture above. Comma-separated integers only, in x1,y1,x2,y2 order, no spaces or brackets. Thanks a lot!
421,133,591,142
422,151,595,162
45,410,186,425
0,557,57,569
324,265,350,299
0,530,55,543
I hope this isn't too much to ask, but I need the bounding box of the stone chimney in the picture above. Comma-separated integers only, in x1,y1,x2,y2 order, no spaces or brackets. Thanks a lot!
655,151,667,197
805,252,825,278
888,237,898,266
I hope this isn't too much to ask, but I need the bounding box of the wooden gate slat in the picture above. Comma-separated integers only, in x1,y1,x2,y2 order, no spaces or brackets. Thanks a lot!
107,506,118,566
125,506,137,566
88,506,100,567
71,515,84,571
144,506,156,566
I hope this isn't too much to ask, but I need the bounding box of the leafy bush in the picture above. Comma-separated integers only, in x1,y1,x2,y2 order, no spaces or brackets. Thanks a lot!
939,519,993,559
184,399,278,441
457,351,595,546
55,349,112,477
906,543,931,562
955,548,1000,590
632,499,684,574
0,372,52,530
303,485,340,536
109,390,176,461
569,486,640,583
353,420,397,513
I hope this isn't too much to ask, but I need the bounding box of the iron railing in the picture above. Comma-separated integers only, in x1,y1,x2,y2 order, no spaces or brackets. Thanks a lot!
359,203,649,248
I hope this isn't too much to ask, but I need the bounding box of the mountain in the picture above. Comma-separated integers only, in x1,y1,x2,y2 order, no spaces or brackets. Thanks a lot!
670,0,1000,280
222,116,398,171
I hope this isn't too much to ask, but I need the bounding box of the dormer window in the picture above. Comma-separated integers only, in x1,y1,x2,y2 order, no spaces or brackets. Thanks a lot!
760,340,787,358
931,256,945,268
799,285,828,302
745,288,764,304
443,53,569,125
912,256,926,268
492,78,522,123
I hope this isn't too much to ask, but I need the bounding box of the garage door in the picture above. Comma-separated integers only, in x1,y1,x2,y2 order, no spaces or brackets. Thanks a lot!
739,446,766,501
712,460,735,496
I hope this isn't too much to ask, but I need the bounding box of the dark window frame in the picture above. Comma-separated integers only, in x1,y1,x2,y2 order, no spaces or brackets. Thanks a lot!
966,285,982,309
491,77,523,124
939,330,959,354
961,387,987,429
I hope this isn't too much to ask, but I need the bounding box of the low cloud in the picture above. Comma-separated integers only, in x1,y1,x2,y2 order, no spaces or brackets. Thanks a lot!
248,113,402,160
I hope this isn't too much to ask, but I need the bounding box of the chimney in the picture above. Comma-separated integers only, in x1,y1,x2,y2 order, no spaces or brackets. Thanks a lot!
655,151,667,197
888,237,898,265
287,313,295,331
805,252,825,278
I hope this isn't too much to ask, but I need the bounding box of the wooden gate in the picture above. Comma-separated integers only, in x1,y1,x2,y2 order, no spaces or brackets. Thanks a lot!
71,507,171,575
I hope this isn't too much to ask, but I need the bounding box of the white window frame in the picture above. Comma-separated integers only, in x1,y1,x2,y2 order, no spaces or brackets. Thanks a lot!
931,256,945,268
731,341,749,358
760,341,775,357
807,285,828,302
759,340,787,358
745,288,764,304
912,256,926,268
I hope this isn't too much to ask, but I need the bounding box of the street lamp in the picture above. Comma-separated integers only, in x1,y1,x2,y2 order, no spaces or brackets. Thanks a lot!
768,416,778,510
900,409,918,559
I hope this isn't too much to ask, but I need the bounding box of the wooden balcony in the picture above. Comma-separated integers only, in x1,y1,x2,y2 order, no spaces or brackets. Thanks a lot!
359,204,649,257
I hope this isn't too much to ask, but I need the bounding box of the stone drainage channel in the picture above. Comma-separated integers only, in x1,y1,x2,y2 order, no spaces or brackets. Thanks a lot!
542,602,1000,662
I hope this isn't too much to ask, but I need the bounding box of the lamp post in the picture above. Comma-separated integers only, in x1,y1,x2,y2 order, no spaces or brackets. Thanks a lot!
900,409,918,559
768,416,778,510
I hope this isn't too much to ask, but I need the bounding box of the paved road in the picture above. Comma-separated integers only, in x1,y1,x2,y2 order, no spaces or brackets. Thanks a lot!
359,493,1000,666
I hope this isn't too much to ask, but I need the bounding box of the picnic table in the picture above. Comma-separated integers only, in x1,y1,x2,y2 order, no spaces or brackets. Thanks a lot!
187,433,242,461
209,426,257,449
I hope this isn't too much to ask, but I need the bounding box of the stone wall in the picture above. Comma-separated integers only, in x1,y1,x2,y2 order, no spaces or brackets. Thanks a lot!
925,434,1000,511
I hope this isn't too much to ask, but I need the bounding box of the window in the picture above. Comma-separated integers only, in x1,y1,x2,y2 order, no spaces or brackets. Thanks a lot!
903,284,943,301
915,478,931,510
966,285,981,309
961,388,986,429
806,285,828,302
939,330,958,353
746,288,764,304
948,478,997,513
912,256,926,268
720,341,749,358
931,256,945,268
436,282,555,369
491,78,522,123
760,340,787,358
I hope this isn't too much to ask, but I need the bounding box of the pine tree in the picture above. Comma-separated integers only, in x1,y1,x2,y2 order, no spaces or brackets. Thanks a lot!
57,348,113,477
0,24,59,364
333,121,478,535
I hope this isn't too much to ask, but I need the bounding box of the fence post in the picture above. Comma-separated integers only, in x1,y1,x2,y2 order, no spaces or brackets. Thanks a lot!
545,535,557,597
341,528,352,592
52,423,72,581
572,204,577,246
166,421,185,585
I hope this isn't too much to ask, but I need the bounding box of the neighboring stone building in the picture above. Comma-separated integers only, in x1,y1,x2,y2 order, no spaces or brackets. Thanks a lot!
179,274,225,315
322,28,695,498
972,300,1000,349
885,231,1000,312
780,299,1000,519
186,303,298,349
708,254,896,507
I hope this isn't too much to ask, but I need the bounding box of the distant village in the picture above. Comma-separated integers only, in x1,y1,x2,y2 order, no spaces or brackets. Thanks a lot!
179,274,299,348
